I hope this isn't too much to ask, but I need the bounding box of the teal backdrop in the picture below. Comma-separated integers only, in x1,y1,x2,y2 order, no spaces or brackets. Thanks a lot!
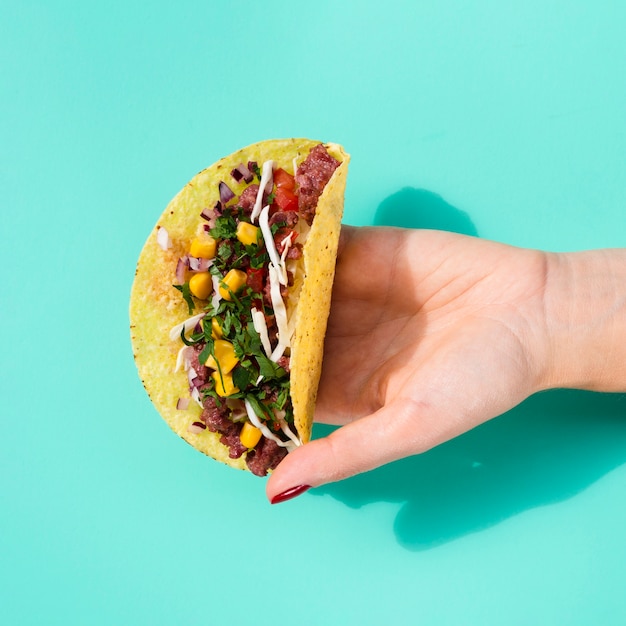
2,1,625,624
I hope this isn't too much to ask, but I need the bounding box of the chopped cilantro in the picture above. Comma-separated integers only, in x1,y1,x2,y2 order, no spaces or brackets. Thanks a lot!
210,211,237,240
198,340,214,367
218,240,233,261
246,244,269,269
256,353,286,380
173,282,195,315
232,364,252,391
246,394,273,422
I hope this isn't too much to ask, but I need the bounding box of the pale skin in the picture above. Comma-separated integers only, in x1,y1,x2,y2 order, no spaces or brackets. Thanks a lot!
266,226,626,502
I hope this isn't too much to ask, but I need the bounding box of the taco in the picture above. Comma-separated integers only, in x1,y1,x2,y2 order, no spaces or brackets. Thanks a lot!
130,139,349,476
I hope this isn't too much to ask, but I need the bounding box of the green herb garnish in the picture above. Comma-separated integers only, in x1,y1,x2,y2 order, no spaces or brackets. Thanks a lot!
173,282,195,315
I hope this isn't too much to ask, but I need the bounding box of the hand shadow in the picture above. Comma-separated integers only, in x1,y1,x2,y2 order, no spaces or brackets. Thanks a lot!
313,391,626,551
312,188,626,551
372,186,479,235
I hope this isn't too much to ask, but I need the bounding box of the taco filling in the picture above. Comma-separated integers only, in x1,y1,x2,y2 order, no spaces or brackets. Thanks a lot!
154,143,342,476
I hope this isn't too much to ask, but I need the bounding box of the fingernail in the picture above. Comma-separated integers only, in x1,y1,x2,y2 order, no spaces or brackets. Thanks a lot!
270,484,311,504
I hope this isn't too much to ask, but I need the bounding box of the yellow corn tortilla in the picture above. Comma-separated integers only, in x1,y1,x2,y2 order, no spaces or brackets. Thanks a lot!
130,138,349,471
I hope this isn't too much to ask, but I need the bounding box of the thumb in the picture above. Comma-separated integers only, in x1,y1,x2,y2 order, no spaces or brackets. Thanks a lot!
266,397,446,503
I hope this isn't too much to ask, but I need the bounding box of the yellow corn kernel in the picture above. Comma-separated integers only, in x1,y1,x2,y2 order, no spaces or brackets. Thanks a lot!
188,272,213,300
240,422,262,449
219,269,247,300
211,317,223,339
211,370,239,397
236,221,260,246
204,339,239,374
190,236,217,259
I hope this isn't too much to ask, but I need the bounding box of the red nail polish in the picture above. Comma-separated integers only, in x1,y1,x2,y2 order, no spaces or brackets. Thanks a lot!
270,484,311,504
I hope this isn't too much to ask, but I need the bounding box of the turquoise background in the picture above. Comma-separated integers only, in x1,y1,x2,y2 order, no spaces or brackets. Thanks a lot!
2,1,626,624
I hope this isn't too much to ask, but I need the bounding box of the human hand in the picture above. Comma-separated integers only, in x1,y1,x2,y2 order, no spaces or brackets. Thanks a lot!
267,226,626,503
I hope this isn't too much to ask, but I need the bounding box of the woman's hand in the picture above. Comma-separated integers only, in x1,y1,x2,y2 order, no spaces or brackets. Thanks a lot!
267,227,626,502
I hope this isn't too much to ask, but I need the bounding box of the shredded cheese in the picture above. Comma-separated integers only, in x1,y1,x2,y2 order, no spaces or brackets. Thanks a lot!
174,345,192,373
251,307,272,357
259,205,287,285
190,387,203,408
169,312,205,341
279,231,295,265
280,421,302,447
210,274,222,312
268,264,290,350
244,399,293,449
251,160,274,223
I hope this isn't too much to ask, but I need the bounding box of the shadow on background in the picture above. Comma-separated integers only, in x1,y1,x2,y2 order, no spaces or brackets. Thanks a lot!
312,391,626,551
373,186,478,235
313,189,626,550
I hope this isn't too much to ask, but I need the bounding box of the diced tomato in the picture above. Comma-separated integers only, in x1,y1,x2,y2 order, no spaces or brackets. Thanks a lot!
273,168,295,191
246,267,265,294
273,186,299,212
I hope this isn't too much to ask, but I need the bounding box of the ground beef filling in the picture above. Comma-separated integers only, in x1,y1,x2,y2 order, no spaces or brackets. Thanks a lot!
295,143,340,224
199,396,287,475
190,144,339,476
201,397,247,460
246,438,288,477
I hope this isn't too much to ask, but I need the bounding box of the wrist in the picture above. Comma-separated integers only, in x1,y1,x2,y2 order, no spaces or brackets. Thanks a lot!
541,249,626,392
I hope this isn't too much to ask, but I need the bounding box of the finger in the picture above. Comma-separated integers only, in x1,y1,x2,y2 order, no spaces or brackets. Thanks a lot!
336,224,357,258
266,397,455,503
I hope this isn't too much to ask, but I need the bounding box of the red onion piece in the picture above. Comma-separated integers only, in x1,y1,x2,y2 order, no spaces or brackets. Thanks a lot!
201,208,218,228
219,181,235,204
188,256,201,271
188,257,214,272
231,163,253,183
175,258,187,285
188,421,206,434
176,397,190,410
